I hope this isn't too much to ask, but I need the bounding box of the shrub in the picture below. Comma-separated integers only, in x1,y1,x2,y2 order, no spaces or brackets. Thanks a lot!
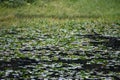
0,0,36,7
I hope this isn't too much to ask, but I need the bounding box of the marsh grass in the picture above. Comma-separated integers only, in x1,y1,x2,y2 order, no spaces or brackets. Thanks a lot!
0,0,120,28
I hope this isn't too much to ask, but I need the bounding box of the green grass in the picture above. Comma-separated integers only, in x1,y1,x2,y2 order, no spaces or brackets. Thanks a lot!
0,0,120,28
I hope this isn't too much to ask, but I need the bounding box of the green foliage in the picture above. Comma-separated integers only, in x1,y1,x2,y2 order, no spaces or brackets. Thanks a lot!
25,0,35,3
0,0,36,7
0,21,119,79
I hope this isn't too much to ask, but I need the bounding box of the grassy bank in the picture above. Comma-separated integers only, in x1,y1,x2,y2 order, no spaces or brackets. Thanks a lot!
0,0,120,28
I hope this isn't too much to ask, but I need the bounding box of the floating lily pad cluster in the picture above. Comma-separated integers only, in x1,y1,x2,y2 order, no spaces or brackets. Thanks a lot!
0,22,120,79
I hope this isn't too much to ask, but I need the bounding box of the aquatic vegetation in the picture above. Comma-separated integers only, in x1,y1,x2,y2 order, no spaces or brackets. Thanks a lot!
0,22,120,79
